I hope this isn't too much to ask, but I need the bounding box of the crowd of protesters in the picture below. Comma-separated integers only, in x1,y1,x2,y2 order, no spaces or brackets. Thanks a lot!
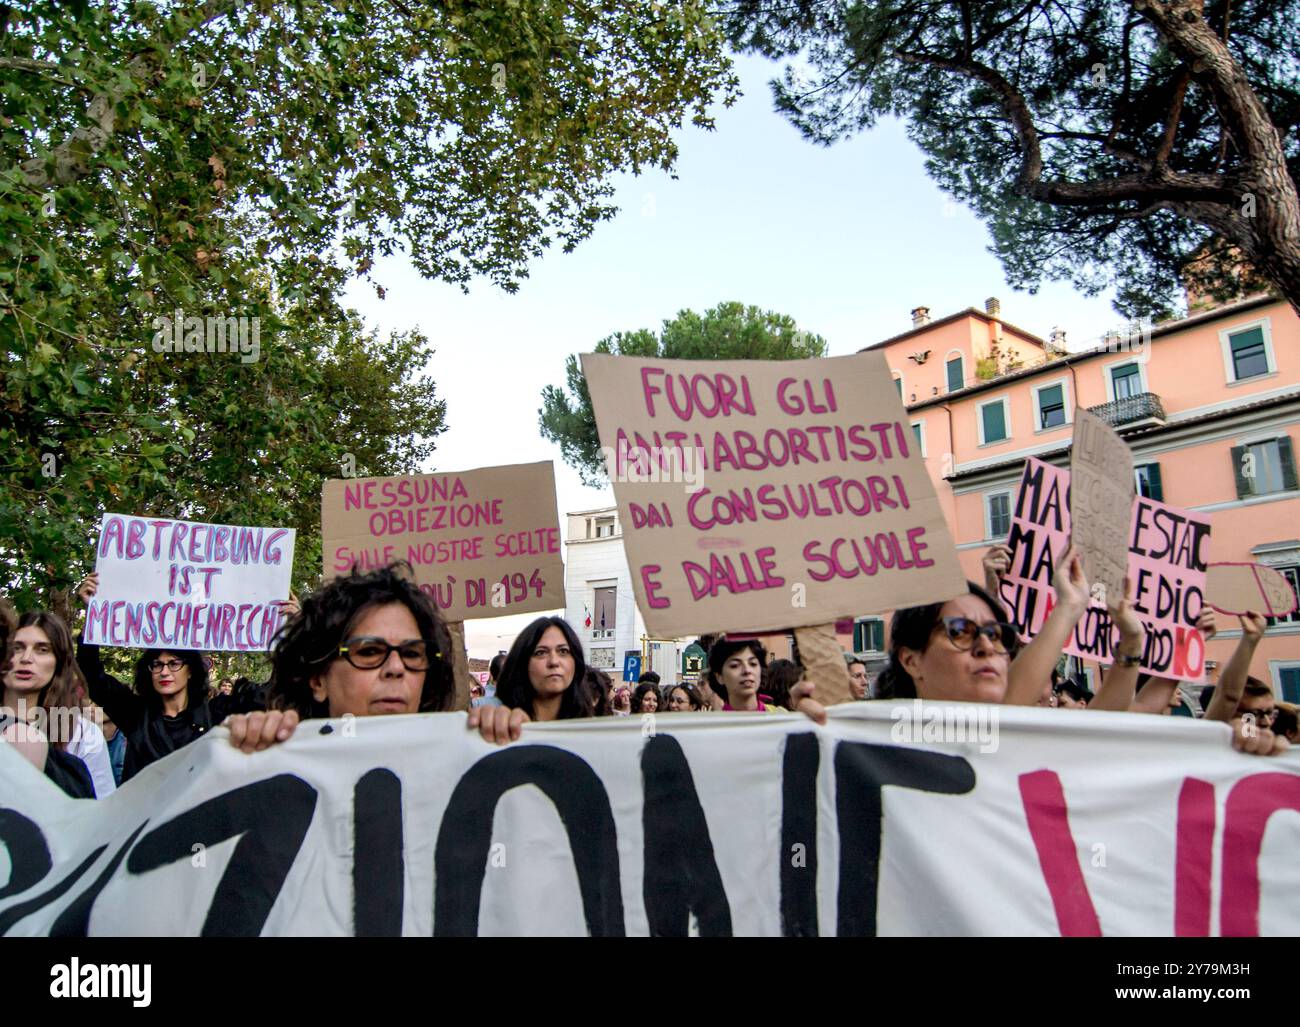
0,536,1290,799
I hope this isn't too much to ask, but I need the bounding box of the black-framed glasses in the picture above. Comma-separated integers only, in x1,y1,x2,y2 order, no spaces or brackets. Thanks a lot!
933,617,1017,654
337,637,438,671
149,659,185,674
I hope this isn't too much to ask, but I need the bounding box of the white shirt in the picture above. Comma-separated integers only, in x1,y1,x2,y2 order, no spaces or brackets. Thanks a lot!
65,716,117,799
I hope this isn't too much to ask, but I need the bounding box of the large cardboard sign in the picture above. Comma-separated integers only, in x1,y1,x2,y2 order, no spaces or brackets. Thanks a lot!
1206,563,1299,618
1001,458,1211,681
580,353,967,636
321,462,565,622
1069,409,1134,603
2,706,1297,936
84,513,295,652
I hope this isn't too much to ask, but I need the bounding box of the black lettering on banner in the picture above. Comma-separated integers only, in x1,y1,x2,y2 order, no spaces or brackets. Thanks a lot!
0,809,52,899
126,775,318,936
52,822,148,936
640,734,732,937
0,846,104,935
353,768,403,937
834,742,975,936
781,732,819,937
434,745,624,937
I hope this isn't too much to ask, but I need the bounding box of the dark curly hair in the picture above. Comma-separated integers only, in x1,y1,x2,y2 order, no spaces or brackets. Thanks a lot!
873,582,1016,700
267,563,455,717
706,636,768,705
496,616,590,720
130,647,210,716
632,680,660,713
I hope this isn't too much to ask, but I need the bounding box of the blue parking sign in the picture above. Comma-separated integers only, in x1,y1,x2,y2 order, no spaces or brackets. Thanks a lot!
623,653,642,682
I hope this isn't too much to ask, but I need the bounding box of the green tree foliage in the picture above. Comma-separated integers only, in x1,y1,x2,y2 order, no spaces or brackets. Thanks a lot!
539,301,828,485
724,0,1300,319
0,0,737,606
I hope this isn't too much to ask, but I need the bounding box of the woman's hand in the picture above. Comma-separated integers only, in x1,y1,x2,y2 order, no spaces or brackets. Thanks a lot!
1239,611,1267,643
982,544,1013,596
226,710,299,753
1108,576,1145,651
789,679,827,724
1231,716,1289,756
1196,607,1216,642
1052,545,1090,616
76,572,99,605
468,704,529,745
275,592,301,620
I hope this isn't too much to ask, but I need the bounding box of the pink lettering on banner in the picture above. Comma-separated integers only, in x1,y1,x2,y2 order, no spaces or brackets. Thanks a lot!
1174,778,1215,937
1018,770,1102,937
98,516,126,560
1220,772,1300,937
640,565,671,609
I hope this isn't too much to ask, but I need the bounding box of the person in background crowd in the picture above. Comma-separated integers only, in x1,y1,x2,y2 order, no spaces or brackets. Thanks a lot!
0,601,97,798
85,698,126,785
1202,612,1268,723
666,683,701,711
1273,702,1299,743
707,638,824,721
846,656,870,700
218,678,235,697
470,616,593,744
638,671,661,690
632,681,659,713
77,572,293,773
611,686,632,715
1035,680,1058,707
266,564,454,738
761,658,805,711
585,668,612,716
1055,677,1093,709
1235,678,1277,728
473,653,506,709
5,611,114,797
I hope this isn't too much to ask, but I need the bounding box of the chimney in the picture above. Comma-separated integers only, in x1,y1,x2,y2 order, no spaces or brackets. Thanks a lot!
1049,327,1066,351
911,306,931,328
985,296,1001,316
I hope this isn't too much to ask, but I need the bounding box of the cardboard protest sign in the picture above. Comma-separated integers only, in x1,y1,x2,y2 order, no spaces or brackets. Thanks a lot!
321,462,565,622
84,513,295,652
580,352,967,636
1001,457,1211,680
1206,563,1299,617
5,706,1299,936
1069,409,1134,605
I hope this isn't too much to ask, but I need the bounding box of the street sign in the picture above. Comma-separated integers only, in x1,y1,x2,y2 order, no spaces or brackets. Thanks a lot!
623,653,642,682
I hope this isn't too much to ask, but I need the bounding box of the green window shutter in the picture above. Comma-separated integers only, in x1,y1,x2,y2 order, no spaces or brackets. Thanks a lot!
1040,384,1062,407
912,423,923,448
982,402,1006,442
947,357,963,392
895,377,903,398
1146,462,1163,502
1280,436,1298,491
1231,444,1251,498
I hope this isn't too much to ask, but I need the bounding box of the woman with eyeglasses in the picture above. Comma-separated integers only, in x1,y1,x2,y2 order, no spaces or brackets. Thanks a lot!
262,563,455,735
75,573,274,779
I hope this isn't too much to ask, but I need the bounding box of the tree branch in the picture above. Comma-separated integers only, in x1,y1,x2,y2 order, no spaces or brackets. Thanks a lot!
1153,64,1192,167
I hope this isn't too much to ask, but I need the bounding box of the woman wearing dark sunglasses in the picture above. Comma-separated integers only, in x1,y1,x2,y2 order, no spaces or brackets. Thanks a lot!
259,563,455,745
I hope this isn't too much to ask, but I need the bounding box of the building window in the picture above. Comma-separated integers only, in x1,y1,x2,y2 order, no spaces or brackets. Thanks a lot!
911,420,926,457
1219,320,1275,384
946,355,964,393
1232,437,1298,498
985,492,1011,540
854,618,885,653
594,516,616,538
1110,362,1142,400
1134,463,1163,502
893,374,903,400
1035,382,1067,430
1274,663,1300,703
1266,567,1300,627
978,397,1009,445
592,586,616,638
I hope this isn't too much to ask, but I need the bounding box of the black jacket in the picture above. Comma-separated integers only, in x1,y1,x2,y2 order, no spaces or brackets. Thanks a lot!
76,640,262,782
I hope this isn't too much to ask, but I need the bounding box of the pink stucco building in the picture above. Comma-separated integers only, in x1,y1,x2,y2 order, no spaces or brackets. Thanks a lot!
852,293,1300,697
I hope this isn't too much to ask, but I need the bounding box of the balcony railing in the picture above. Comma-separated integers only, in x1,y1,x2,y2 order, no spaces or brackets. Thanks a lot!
1085,392,1166,428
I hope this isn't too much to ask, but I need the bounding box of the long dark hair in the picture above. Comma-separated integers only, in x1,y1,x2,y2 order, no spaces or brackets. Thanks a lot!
496,616,590,719
583,667,612,716
762,658,804,711
632,680,659,713
268,564,455,717
130,647,209,716
12,611,85,751
874,582,1015,700
706,636,768,705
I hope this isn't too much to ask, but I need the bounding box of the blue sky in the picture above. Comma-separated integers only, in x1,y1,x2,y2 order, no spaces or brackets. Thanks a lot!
341,53,1127,656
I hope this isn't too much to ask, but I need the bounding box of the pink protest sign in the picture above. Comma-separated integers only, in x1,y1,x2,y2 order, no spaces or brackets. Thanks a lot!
320,462,565,621
999,457,1212,681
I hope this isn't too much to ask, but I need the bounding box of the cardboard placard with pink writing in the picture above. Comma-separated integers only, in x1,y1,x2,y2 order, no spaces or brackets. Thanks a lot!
321,461,565,621
580,352,968,636
1000,457,1211,681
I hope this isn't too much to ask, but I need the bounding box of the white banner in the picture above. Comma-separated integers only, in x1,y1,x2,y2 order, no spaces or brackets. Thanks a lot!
1,705,1297,936
85,512,296,652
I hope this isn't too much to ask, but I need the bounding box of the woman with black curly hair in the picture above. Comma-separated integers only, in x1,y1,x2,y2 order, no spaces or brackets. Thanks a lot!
264,563,456,723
